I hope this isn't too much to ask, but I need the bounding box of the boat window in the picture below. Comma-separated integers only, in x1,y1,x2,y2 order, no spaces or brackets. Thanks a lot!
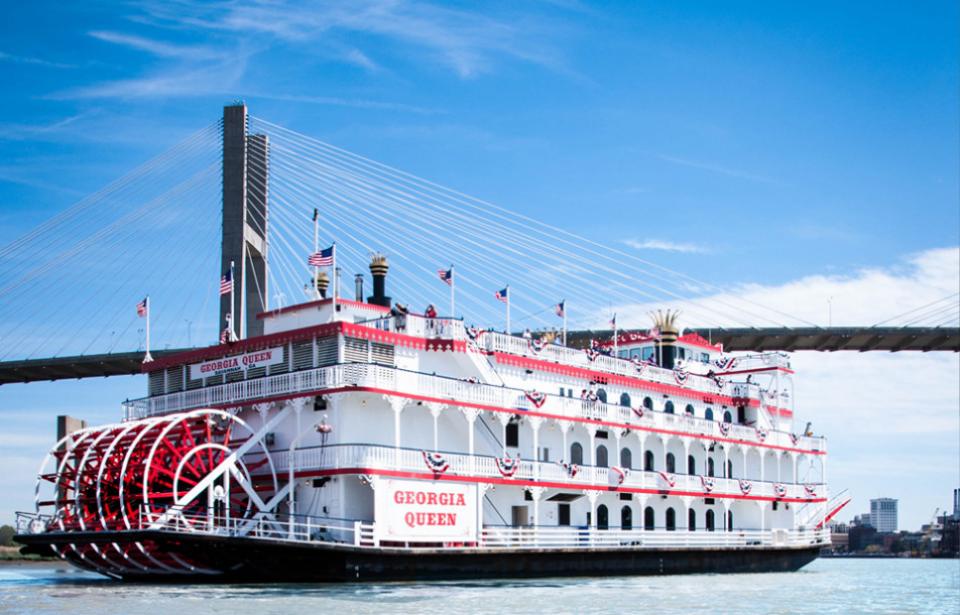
597,388,607,404
664,401,675,414
644,450,655,471
643,396,654,410
687,455,695,475
570,442,583,465
597,504,609,530
727,460,733,478
685,404,695,416
621,506,633,531
641,347,654,361
620,392,631,407
620,448,632,469
596,445,608,468
644,507,655,530
666,507,676,531
723,410,732,423
706,509,716,531
727,510,734,531
688,508,696,532
666,453,676,473
705,407,714,421
506,422,519,447
708,458,715,477
701,352,710,363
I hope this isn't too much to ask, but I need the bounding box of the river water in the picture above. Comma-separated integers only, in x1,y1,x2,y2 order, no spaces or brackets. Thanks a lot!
0,558,956,614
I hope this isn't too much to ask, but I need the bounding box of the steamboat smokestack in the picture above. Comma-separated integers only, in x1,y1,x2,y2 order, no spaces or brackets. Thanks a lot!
354,274,364,302
651,309,680,369
368,253,391,307
314,270,329,299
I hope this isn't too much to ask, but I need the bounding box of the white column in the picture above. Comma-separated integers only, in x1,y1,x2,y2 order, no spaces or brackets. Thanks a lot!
530,417,543,481
389,397,405,469
759,449,765,482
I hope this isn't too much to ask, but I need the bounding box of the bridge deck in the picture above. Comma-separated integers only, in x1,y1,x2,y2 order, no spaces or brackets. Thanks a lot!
0,328,956,385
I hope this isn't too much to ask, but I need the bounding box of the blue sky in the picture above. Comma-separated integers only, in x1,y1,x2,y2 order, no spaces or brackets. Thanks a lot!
0,1,958,530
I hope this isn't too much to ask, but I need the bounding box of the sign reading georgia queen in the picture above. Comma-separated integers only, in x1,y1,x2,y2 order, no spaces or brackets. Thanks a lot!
374,478,478,543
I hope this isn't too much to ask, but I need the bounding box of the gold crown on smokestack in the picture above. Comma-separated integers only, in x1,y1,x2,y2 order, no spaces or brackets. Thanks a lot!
650,309,680,342
315,270,329,296
369,252,389,276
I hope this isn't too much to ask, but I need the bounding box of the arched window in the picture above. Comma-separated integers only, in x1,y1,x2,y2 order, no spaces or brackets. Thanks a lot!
644,450,655,471
708,458,715,477
705,408,714,421
685,404,695,416
664,401,675,414
727,460,733,478
621,506,633,531
688,508,696,532
643,396,654,411
666,453,676,473
620,447,632,469
596,445,609,468
644,506,655,530
619,392,631,407
571,442,583,465
706,509,716,532
597,388,608,404
727,510,734,531
723,410,732,423
597,504,609,530
666,507,676,531
687,455,696,475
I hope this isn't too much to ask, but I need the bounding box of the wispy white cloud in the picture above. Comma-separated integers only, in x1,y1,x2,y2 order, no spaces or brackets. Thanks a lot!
53,57,248,99
657,153,780,185
623,238,707,254
0,51,74,69
88,30,223,60
343,48,381,72
249,92,443,115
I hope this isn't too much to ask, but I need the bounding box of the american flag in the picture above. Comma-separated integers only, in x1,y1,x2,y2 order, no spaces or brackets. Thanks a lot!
495,287,508,303
136,297,148,317
610,313,617,329
308,245,334,267
220,269,233,296
555,300,565,318
437,268,453,286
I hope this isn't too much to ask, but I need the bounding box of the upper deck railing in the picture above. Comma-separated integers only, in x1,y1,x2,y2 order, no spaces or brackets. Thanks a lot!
124,363,826,453
269,443,825,500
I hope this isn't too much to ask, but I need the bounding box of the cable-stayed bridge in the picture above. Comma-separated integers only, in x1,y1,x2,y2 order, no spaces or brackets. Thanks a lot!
0,104,957,385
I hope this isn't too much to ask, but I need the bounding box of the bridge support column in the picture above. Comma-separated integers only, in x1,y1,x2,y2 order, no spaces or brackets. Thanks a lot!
221,103,269,340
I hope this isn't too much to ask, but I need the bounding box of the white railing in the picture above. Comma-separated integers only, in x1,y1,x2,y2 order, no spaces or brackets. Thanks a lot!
270,443,825,501
480,331,756,401
124,363,826,453
361,314,465,340
16,509,827,552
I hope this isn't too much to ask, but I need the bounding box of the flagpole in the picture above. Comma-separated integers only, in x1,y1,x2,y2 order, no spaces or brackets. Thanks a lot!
449,265,455,318
562,300,567,347
312,208,319,299
144,295,153,363
332,243,338,315
229,260,236,342
613,315,618,357
506,284,511,334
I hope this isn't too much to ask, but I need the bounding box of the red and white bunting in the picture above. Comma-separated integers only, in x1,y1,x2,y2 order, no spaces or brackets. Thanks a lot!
584,348,600,362
718,421,732,436
773,483,787,498
673,369,689,386
495,455,520,478
738,479,753,495
528,338,546,353
700,475,716,493
524,390,547,408
804,484,817,498
609,466,628,486
631,406,645,420
789,433,800,446
421,450,450,475
657,471,676,489
559,461,579,478
755,426,768,442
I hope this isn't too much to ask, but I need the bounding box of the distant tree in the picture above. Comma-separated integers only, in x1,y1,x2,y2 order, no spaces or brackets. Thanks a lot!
0,525,14,546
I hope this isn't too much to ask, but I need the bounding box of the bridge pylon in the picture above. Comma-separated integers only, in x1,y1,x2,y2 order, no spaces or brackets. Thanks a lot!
221,103,269,340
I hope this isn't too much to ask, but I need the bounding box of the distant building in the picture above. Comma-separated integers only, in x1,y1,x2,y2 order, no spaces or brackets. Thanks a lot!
870,498,898,533
953,488,959,521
